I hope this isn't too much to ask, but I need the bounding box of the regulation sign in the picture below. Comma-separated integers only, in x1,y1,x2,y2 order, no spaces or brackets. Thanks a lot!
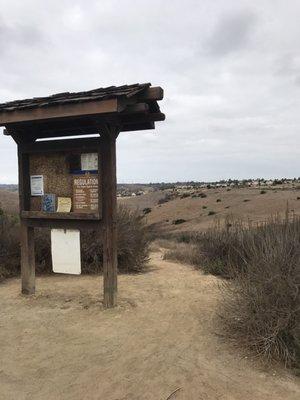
73,174,98,212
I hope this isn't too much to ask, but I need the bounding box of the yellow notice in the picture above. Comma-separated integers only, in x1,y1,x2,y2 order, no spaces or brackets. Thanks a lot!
57,197,72,213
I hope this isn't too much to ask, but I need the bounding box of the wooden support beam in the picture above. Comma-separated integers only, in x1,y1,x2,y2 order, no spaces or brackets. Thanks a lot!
20,137,101,154
3,110,164,140
21,211,101,220
20,221,35,295
122,103,149,114
18,144,35,294
139,86,164,101
18,147,30,211
0,98,118,125
101,125,118,308
121,122,155,132
26,218,102,230
121,112,165,124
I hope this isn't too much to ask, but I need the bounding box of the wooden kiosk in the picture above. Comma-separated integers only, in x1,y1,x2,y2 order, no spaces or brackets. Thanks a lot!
0,83,164,308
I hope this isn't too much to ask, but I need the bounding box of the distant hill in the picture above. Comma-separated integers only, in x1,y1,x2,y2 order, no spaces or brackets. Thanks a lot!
0,189,19,213
2,183,300,233
0,184,18,192
121,186,300,233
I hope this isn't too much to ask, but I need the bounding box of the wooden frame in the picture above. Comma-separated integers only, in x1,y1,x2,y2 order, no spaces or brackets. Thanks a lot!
0,83,164,308
16,129,119,307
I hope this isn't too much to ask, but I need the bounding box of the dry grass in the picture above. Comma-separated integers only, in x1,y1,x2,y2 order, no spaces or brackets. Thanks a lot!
163,216,300,367
0,212,20,281
81,205,150,273
142,186,300,233
220,217,300,367
163,242,201,266
0,205,151,282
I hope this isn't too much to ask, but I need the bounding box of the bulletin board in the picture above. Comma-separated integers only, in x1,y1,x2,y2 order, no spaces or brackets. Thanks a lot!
28,150,101,217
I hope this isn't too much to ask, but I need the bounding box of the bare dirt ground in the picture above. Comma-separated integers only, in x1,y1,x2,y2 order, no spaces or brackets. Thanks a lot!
0,252,299,400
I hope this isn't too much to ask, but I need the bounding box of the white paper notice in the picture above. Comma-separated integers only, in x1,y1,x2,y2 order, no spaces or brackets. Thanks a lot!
81,153,98,171
51,229,81,275
30,175,44,196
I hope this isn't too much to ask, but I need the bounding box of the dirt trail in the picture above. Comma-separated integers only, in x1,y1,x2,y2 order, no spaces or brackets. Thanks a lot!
0,252,299,400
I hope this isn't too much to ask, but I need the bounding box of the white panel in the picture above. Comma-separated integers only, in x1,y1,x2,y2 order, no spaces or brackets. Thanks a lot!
51,229,81,275
81,153,98,171
30,175,44,196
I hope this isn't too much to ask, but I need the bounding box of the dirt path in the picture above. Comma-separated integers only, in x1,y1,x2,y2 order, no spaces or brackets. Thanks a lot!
0,253,299,400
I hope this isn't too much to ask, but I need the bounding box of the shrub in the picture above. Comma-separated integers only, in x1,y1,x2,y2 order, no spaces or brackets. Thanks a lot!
260,190,267,194
208,211,216,216
180,193,190,199
220,217,300,367
73,205,150,274
0,205,151,281
143,207,152,215
200,193,207,198
164,242,201,265
202,205,207,209
175,231,195,243
0,213,21,281
192,219,246,277
216,199,221,202
172,218,186,225
157,193,173,205
164,216,300,367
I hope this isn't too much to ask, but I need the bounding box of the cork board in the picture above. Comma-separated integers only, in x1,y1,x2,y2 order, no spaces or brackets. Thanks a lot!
29,152,101,214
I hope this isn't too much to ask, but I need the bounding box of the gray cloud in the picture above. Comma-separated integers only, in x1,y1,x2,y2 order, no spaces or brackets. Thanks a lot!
206,10,258,56
0,0,299,183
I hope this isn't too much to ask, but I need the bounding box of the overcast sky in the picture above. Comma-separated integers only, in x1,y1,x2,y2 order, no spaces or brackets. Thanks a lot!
0,0,299,183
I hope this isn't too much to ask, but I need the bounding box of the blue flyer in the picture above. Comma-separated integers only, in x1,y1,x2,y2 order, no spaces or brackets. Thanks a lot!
42,194,56,212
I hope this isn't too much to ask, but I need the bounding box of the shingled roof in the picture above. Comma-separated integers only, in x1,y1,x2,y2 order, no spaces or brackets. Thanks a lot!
0,83,151,112
0,82,164,139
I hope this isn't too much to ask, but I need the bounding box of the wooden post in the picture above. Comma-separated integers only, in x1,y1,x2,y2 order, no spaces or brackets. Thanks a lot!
101,125,118,308
20,221,35,294
17,145,36,295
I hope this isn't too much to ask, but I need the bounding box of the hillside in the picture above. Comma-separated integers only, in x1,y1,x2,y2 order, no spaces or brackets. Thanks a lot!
121,186,300,232
2,186,300,233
